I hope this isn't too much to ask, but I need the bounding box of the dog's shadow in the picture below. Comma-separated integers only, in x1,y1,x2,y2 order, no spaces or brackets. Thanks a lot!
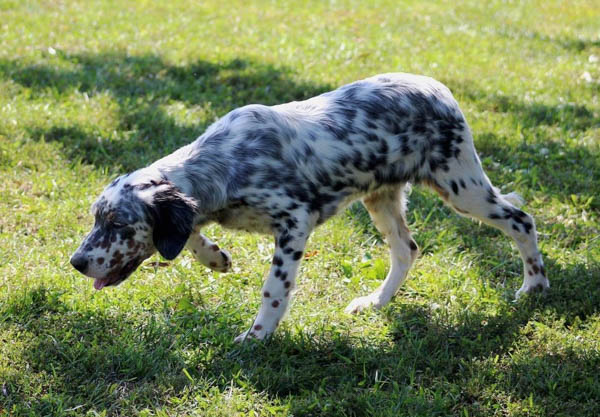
3,260,598,415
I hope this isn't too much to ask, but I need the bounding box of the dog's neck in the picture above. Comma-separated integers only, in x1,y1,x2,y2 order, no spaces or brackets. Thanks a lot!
148,142,230,216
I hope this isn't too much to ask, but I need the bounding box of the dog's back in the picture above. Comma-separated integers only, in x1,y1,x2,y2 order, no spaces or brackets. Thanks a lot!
187,73,475,224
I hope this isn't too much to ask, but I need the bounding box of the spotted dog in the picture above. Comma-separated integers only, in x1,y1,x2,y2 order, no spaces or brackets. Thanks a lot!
70,73,549,342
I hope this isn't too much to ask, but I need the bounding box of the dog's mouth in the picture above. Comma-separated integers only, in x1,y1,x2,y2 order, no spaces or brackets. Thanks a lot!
93,258,142,290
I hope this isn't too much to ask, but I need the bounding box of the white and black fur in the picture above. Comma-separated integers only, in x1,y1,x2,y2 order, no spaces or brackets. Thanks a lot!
70,73,549,342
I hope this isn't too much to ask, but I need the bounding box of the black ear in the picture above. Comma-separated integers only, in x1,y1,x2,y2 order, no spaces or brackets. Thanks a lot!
151,186,197,260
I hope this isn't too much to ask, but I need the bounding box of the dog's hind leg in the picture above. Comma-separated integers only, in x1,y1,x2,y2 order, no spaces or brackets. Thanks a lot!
346,185,418,313
186,228,232,272
425,134,548,298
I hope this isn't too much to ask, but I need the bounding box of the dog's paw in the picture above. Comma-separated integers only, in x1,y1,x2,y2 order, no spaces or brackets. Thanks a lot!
345,294,383,314
210,248,232,272
515,276,550,300
234,325,267,343
190,245,232,273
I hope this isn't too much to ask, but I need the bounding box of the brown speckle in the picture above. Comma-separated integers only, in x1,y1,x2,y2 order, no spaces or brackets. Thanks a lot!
210,244,219,252
284,281,290,288
263,291,270,298
533,265,540,274
109,251,123,267
272,300,280,308
528,270,533,276
97,257,104,265
527,258,533,264
254,324,262,331
209,261,217,268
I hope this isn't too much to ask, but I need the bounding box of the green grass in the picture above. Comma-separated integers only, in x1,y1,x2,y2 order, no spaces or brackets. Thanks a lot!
1,0,599,415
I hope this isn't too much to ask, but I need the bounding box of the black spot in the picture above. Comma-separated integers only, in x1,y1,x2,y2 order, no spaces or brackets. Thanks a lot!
273,256,284,267
366,133,379,142
316,169,332,185
523,222,533,234
331,181,346,192
512,224,520,232
515,209,527,218
489,213,501,220
486,187,497,204
108,177,120,188
280,271,288,281
409,240,418,251
352,151,364,170
278,233,292,249
272,211,287,219
292,251,303,260
502,207,513,219
378,140,389,154
450,180,459,195
459,179,466,189
275,269,281,277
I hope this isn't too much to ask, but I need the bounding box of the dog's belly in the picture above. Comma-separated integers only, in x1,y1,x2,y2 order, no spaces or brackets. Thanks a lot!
213,205,275,234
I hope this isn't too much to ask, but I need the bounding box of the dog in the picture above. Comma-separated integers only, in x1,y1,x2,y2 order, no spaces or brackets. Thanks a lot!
70,73,549,342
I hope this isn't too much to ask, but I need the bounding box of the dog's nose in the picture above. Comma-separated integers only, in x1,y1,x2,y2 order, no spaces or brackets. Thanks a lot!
70,254,89,273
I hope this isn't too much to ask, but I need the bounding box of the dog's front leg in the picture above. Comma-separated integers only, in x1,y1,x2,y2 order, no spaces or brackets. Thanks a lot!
186,228,232,272
235,228,309,342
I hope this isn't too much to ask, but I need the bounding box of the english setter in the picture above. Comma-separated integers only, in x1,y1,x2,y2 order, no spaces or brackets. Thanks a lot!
70,73,549,341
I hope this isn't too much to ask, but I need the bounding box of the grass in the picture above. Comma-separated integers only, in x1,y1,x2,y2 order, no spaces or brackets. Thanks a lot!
0,0,599,415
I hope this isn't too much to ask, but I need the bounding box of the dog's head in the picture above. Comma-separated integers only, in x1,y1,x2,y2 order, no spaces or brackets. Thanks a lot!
70,169,197,289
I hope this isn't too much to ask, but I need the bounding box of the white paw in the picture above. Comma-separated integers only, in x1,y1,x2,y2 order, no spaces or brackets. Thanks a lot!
191,247,232,272
345,294,383,314
234,325,268,343
515,276,550,300
212,249,232,272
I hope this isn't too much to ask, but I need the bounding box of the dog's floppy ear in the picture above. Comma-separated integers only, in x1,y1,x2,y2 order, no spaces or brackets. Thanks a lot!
151,185,197,260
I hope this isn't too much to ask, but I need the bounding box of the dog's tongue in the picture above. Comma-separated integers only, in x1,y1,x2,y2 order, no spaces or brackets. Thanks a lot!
94,278,109,290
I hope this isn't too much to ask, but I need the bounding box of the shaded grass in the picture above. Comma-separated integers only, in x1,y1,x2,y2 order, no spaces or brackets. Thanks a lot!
1,0,599,416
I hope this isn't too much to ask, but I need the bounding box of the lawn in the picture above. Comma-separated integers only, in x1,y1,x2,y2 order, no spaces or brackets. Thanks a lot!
0,0,599,415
